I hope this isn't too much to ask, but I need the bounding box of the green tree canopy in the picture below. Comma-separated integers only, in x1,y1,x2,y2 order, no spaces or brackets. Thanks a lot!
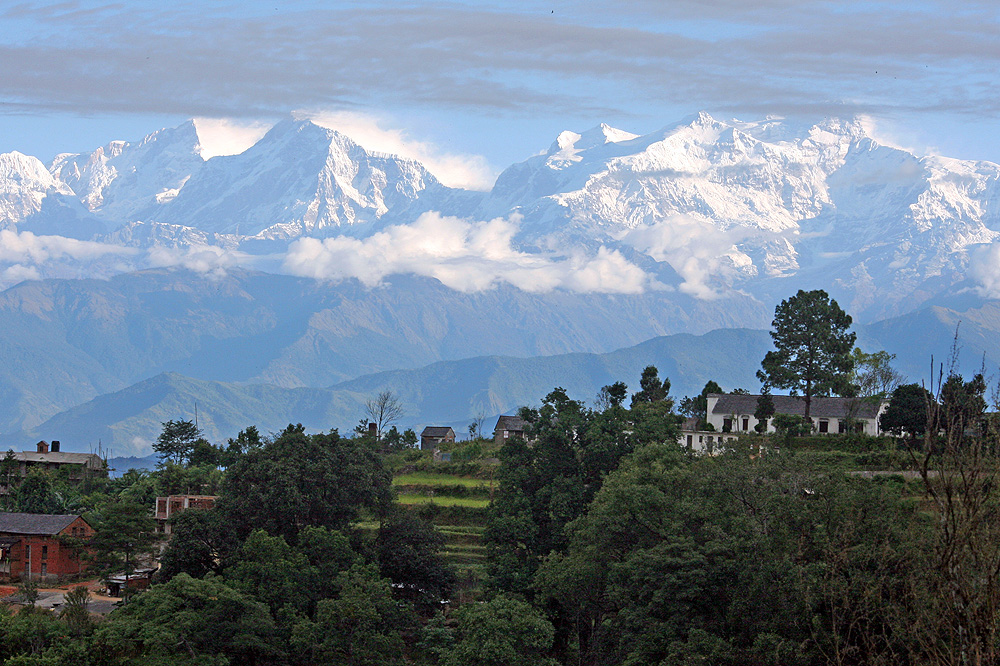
375,513,454,609
153,419,204,466
94,573,282,666
596,381,629,410
443,596,558,666
85,499,157,579
851,348,905,398
880,383,934,439
679,380,723,420
754,389,775,432
218,424,394,543
630,366,670,408
757,289,856,419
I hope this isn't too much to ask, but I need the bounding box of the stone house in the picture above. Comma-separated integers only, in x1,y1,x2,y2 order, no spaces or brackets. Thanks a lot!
420,426,456,450
493,415,528,447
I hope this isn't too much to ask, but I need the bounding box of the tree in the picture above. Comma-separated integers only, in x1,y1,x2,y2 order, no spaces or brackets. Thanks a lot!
153,419,203,466
940,372,987,435
880,383,934,439
94,573,282,665
156,508,236,581
679,380,723,422
630,366,669,408
443,596,558,666
469,409,487,440
364,390,404,441
218,424,394,543
59,586,92,636
905,371,1000,665
596,381,628,411
757,289,856,420
754,389,775,433
375,513,454,609
851,348,905,398
85,499,157,582
291,563,411,666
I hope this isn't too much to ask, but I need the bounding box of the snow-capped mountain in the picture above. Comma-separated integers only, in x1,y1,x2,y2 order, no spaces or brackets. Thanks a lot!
50,120,205,222
144,119,466,239
0,111,997,321
0,151,75,227
482,112,1000,317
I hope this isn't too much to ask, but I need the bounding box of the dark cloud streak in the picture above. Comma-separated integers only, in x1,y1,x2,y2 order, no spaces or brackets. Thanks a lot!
0,1,997,126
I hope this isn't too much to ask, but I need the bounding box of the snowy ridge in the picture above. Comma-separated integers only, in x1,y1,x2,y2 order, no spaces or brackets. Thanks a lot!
0,112,997,320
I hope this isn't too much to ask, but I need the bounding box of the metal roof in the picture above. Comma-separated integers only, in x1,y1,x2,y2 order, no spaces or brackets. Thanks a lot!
494,415,527,432
0,512,84,536
10,451,104,467
709,393,884,420
421,426,454,437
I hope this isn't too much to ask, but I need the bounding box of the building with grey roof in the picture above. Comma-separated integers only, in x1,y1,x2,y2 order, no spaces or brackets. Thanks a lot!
0,441,106,496
706,393,888,436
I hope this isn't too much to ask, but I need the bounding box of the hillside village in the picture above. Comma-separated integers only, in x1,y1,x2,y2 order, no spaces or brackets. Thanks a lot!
0,290,992,665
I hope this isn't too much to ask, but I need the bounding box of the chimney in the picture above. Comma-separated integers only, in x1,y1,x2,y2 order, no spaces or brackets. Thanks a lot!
51,440,60,453
368,422,377,436
36,441,49,454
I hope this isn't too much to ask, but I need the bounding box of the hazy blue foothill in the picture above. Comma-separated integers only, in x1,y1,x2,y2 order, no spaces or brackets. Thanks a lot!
5,300,1000,456
1,113,999,455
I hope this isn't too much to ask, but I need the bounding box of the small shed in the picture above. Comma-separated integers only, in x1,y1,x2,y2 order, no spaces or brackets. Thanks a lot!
420,427,456,450
105,567,157,597
493,415,528,447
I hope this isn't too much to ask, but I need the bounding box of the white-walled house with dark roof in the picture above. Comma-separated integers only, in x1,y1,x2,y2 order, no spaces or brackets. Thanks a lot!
705,393,889,436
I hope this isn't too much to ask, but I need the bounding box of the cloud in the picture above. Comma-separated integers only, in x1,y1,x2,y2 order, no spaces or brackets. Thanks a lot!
620,216,753,299
2,264,39,283
1,1,998,145
282,211,648,294
969,242,1000,298
145,243,251,277
193,117,271,159
301,110,497,190
0,230,133,264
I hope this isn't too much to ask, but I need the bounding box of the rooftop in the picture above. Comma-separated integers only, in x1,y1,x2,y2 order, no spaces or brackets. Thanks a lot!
0,512,85,536
421,426,454,437
709,393,885,420
494,415,527,431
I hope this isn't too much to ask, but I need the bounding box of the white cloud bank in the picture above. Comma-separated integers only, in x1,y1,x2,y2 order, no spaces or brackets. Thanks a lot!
620,216,754,299
969,242,1000,298
146,243,252,277
283,212,648,294
0,230,133,264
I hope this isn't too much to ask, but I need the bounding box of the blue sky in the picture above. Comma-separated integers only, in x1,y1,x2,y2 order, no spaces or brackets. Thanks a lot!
1,0,998,188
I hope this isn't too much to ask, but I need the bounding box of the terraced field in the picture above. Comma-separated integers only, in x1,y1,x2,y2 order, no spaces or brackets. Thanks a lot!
392,469,493,597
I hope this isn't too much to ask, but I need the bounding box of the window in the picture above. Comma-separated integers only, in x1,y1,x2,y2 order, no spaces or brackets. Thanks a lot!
818,420,829,433
723,418,733,431
41,545,47,559
686,435,692,446
742,418,749,431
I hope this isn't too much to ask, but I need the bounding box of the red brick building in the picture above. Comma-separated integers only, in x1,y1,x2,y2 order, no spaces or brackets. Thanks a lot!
0,512,93,581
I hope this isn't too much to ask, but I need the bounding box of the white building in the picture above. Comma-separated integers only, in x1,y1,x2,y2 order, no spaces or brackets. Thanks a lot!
705,393,889,436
